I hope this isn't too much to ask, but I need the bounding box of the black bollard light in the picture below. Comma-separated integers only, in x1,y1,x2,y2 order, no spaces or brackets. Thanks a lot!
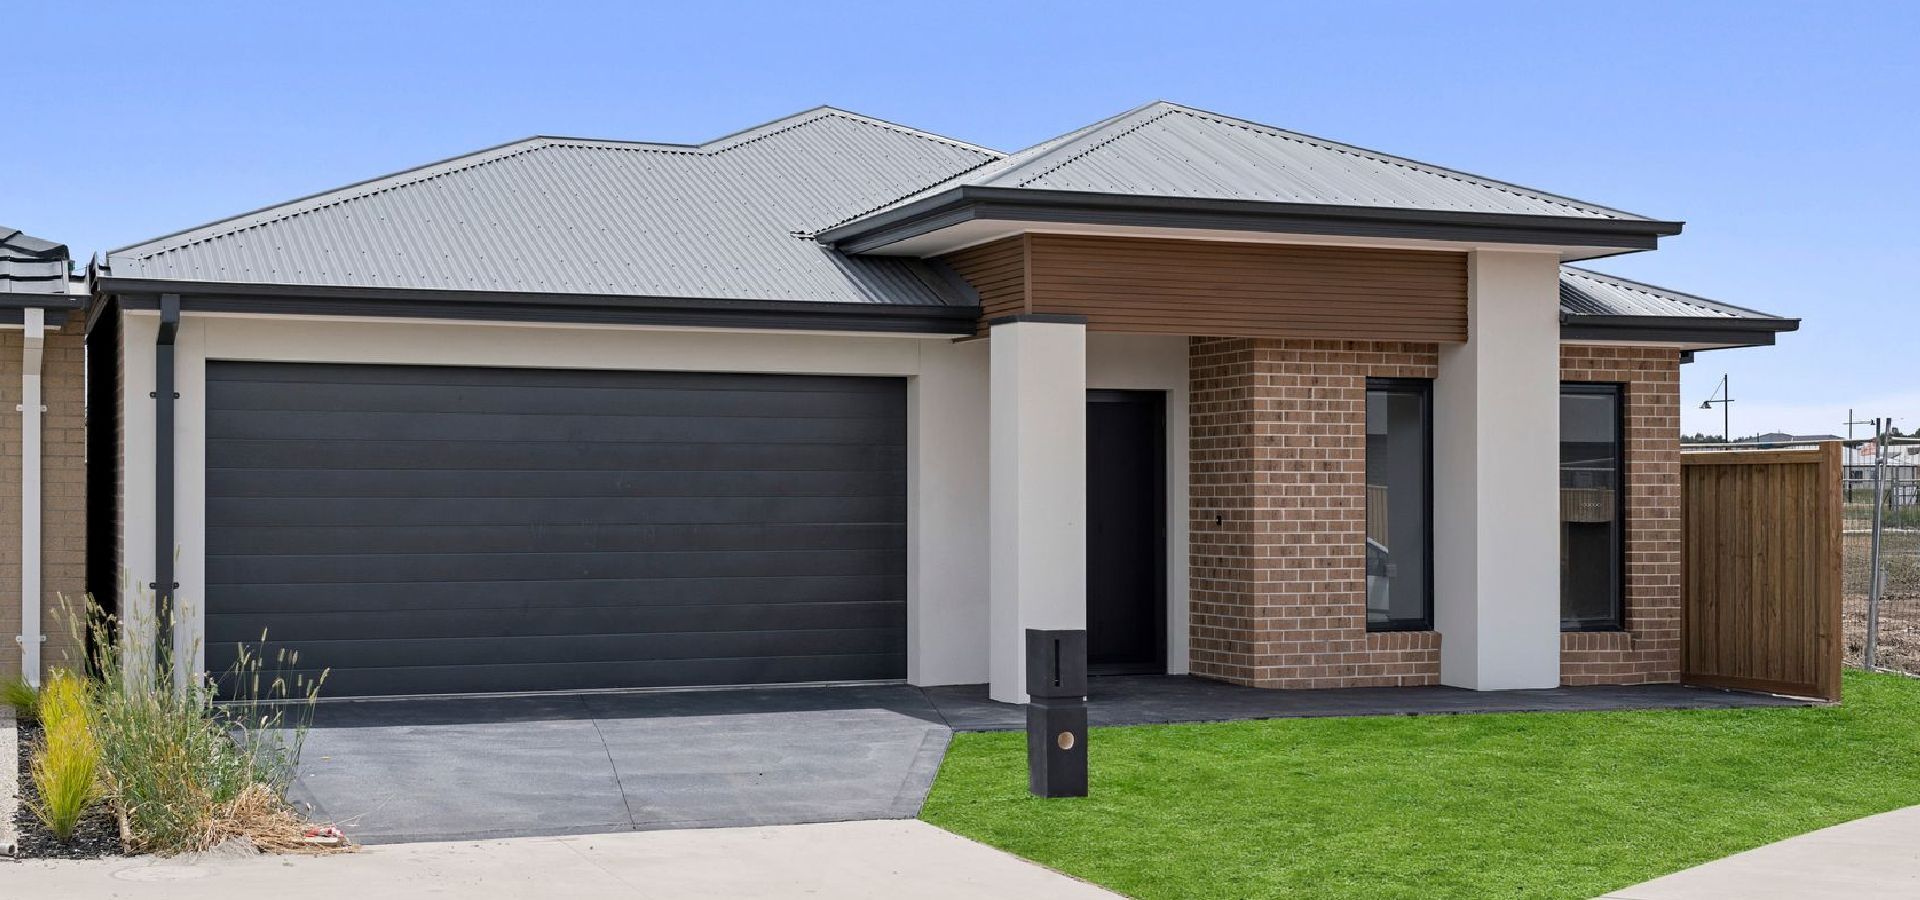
1025,628,1088,798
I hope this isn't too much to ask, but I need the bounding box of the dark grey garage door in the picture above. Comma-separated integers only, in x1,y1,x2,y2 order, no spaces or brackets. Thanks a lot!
205,362,907,697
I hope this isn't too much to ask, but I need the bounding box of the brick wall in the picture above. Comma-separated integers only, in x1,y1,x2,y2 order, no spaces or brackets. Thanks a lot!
0,329,88,681
1189,337,1441,688
1559,344,1683,685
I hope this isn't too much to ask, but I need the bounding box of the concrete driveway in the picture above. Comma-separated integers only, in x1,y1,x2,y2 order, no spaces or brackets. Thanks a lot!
289,685,951,844
2,820,1122,899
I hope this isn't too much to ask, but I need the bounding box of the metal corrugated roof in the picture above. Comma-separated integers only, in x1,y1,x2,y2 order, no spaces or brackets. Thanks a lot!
103,102,1784,328
1,226,74,294
107,108,999,304
1558,266,1782,320
829,101,1652,229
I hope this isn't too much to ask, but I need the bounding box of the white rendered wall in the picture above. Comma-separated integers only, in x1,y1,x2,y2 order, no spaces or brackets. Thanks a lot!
907,340,990,685
988,320,1088,703
1433,250,1564,689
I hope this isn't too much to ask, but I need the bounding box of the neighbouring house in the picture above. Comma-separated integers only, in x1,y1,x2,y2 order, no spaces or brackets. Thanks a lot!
2,227,88,685
79,102,1798,703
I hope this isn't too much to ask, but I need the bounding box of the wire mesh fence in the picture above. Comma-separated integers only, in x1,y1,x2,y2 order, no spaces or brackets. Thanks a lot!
1845,476,1920,674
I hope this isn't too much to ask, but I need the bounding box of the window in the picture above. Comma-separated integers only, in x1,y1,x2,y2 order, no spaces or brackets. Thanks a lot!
1561,384,1625,631
1364,379,1432,632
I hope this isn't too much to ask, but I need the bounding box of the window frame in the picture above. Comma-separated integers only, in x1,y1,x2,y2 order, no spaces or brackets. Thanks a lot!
1559,381,1628,633
1363,377,1435,633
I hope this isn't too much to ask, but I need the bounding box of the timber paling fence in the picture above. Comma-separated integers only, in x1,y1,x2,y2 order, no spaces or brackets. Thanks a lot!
1681,443,1842,701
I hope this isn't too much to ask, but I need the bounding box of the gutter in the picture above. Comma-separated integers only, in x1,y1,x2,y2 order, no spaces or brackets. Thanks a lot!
96,277,979,336
16,309,44,686
1560,312,1800,350
154,294,179,672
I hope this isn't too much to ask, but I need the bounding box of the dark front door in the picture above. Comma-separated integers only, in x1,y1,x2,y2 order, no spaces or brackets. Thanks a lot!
203,361,908,698
1086,390,1166,674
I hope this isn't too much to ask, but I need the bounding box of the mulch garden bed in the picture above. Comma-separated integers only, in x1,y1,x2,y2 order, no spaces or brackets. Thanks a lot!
10,722,125,860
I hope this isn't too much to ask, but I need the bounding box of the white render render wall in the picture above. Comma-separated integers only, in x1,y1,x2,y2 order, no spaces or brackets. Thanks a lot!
116,313,1191,691
1433,250,1564,690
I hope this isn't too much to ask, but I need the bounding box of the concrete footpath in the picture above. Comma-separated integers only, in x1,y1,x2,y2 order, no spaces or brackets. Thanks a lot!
1601,805,1920,899
0,708,16,856
0,819,1121,899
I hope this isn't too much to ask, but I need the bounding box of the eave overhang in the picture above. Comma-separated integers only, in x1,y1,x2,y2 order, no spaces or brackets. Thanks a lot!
817,186,1685,258
91,277,979,336
1559,312,1800,350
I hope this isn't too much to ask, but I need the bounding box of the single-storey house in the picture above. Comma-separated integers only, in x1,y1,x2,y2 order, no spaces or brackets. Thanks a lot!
74,102,1797,703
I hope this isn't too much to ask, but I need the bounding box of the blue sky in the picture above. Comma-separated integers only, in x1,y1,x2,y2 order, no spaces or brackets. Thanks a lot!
6,2,1912,437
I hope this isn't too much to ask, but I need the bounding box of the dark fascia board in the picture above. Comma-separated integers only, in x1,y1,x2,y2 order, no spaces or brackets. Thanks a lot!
95,277,979,336
0,292,85,327
1560,313,1800,349
818,186,1686,255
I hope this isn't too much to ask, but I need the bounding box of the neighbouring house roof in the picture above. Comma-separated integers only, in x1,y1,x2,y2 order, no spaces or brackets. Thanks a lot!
2,226,76,294
99,102,1790,343
1,227,86,324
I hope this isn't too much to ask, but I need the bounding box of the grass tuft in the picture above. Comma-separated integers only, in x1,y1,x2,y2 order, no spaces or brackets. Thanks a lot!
56,590,336,855
27,672,103,841
1,676,40,721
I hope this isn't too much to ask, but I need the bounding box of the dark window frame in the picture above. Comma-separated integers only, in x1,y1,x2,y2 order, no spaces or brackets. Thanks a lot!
1364,377,1436,633
1560,382,1628,633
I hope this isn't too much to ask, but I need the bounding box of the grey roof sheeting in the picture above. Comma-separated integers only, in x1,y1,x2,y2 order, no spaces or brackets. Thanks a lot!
107,108,998,305
101,102,1788,338
1558,266,1782,320
824,101,1654,231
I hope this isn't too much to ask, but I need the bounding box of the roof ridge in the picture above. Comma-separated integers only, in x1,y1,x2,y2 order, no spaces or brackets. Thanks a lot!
113,107,997,262
985,101,1170,187
532,107,999,159
110,137,555,261
1154,103,1647,220
801,102,1171,235
1562,265,1778,319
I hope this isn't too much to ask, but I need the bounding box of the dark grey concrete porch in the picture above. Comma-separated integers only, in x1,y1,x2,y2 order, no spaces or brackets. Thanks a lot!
925,674,1815,732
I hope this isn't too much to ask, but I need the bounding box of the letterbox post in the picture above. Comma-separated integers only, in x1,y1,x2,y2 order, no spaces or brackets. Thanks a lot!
1025,628,1088,798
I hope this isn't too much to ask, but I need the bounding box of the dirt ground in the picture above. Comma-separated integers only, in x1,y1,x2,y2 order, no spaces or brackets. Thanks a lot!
1845,530,1920,672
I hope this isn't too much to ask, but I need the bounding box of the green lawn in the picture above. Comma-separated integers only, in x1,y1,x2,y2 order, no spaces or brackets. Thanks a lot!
921,671,1920,900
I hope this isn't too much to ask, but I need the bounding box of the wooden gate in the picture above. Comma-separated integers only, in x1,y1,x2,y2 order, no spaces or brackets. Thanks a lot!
1681,443,1842,700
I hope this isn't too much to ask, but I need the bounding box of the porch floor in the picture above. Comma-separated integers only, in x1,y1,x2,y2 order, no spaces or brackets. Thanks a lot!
921,675,1814,732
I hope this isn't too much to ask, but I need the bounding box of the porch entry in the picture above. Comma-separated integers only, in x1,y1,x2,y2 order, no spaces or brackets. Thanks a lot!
1086,390,1167,675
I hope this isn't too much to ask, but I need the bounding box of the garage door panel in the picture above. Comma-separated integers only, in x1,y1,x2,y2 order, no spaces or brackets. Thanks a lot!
209,379,905,419
208,523,905,556
249,654,908,698
208,439,902,473
217,628,907,671
207,495,908,528
207,468,903,500
205,362,908,697
208,410,904,446
208,547,906,585
207,600,907,644
204,574,905,615
212,362,903,395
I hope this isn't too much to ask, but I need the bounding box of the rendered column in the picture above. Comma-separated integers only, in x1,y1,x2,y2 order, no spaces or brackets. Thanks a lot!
988,317,1088,703
1433,251,1563,689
